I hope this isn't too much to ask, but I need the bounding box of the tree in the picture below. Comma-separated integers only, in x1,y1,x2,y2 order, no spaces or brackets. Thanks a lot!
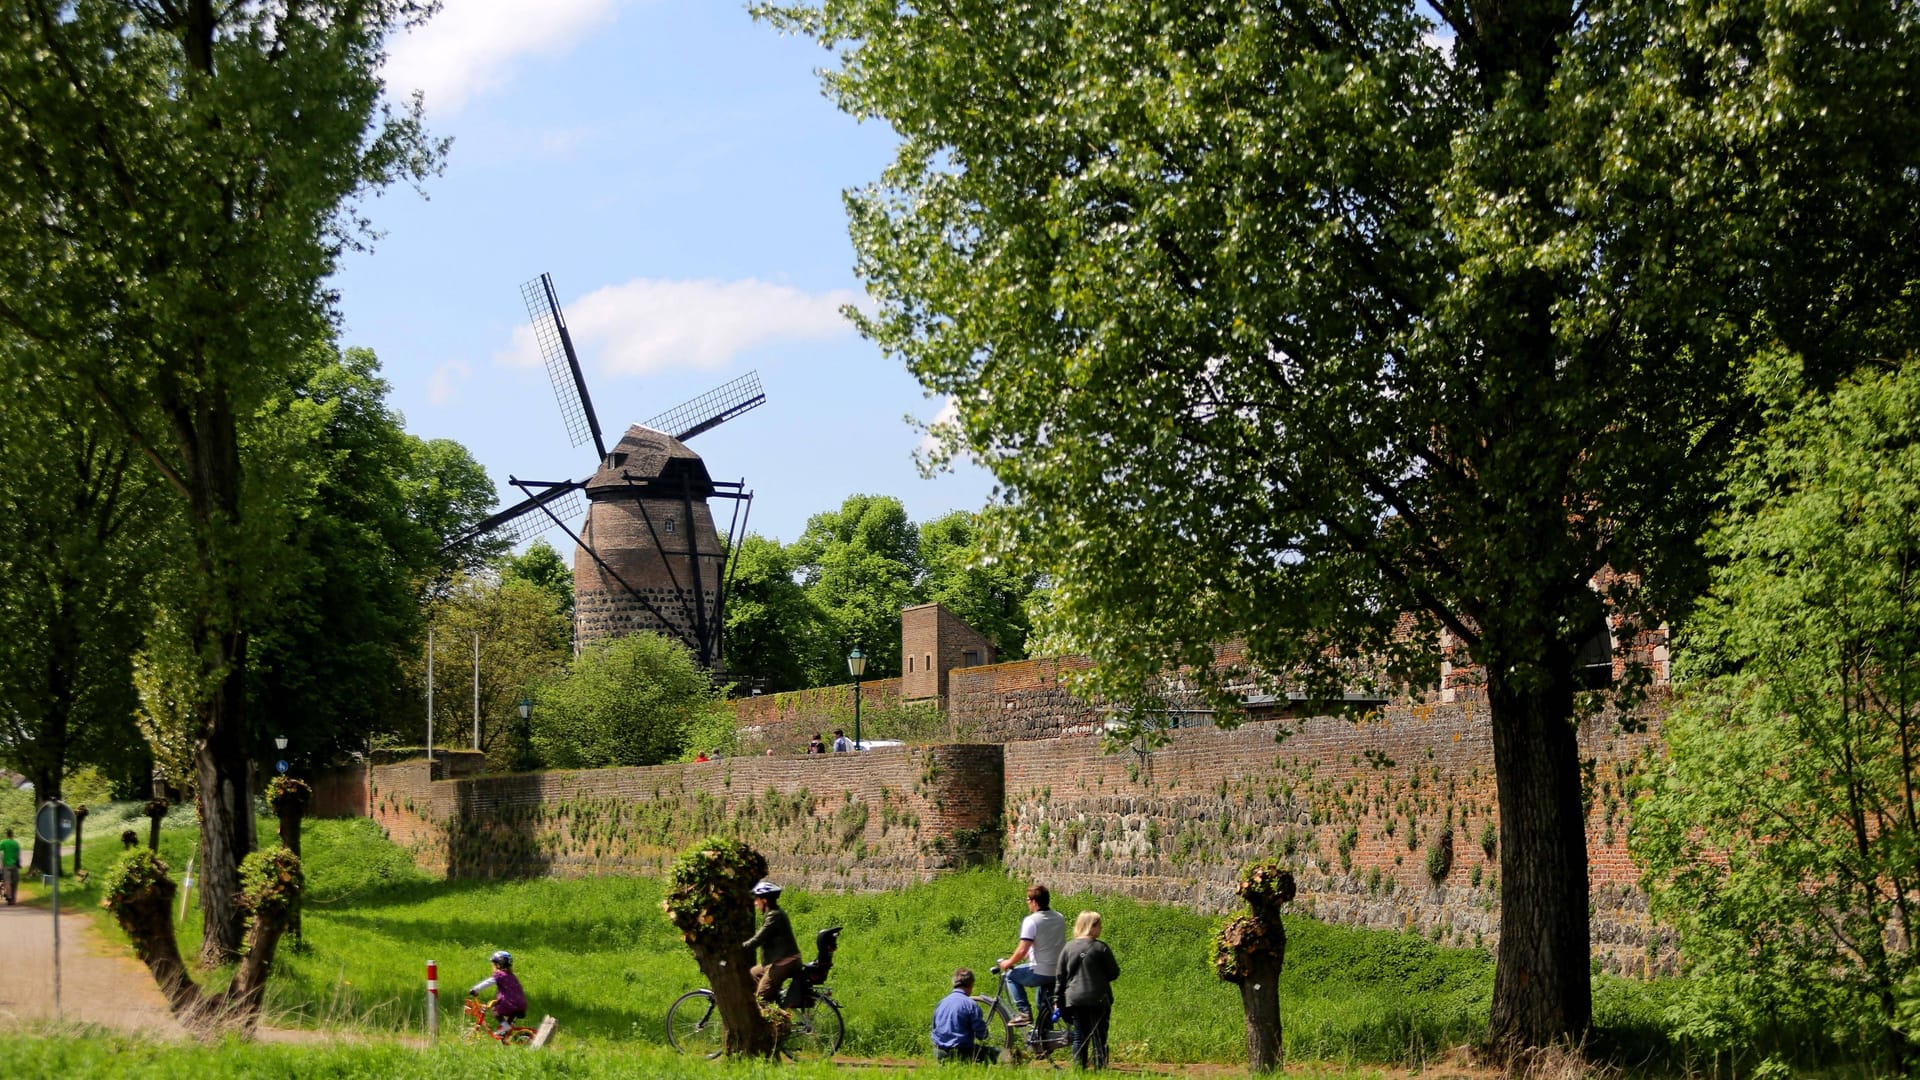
248,347,495,770
0,0,442,962
1213,861,1297,1072
760,0,1920,1049
410,437,510,575
1636,358,1920,1073
531,632,728,769
721,534,821,693
413,574,571,770
664,838,777,1057
790,495,922,683
918,510,1038,661
501,540,574,620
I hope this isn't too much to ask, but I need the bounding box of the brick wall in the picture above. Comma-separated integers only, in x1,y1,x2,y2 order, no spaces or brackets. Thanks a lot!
733,678,904,753
1000,700,1668,975
946,655,1102,741
369,743,1003,892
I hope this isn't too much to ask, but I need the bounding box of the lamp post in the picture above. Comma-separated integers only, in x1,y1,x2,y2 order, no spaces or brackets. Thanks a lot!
847,647,868,750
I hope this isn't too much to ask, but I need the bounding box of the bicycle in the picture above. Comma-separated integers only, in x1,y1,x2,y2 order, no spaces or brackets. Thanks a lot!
976,963,1070,1065
462,994,536,1045
667,926,845,1061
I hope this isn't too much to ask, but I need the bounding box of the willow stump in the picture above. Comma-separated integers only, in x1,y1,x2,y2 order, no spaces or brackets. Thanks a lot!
1213,860,1297,1072
145,798,168,851
662,837,777,1057
268,778,311,940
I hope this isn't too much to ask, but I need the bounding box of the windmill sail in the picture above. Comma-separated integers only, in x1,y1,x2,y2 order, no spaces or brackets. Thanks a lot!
523,273,607,460
644,371,766,442
441,479,585,553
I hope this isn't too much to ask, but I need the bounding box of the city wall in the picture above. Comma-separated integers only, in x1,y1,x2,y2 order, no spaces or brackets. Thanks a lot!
349,670,1666,974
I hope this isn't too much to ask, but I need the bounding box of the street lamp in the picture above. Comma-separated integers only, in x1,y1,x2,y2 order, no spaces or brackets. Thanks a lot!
274,735,288,752
847,647,868,750
517,696,533,723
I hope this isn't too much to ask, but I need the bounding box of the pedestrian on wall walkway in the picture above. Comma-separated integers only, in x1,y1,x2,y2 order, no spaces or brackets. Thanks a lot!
831,729,851,753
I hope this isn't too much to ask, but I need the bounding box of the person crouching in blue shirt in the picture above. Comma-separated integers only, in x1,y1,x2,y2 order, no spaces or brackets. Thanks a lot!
931,968,999,1064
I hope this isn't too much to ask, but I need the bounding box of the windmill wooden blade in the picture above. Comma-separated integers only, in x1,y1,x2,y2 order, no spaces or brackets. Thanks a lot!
441,480,584,552
522,273,607,459
644,371,766,442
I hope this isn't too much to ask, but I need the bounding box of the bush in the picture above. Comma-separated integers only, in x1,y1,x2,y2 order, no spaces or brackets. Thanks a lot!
531,633,728,768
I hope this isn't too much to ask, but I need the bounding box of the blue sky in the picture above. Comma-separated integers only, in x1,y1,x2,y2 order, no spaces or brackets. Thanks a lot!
332,1,992,546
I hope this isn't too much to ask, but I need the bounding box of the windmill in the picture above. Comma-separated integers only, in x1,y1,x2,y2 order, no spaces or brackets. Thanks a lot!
447,273,763,671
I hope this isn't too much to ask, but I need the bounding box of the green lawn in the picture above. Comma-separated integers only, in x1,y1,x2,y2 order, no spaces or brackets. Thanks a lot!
19,804,1864,1075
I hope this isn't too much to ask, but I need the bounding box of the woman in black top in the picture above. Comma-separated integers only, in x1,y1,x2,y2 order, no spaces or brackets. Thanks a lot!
1057,910,1120,1069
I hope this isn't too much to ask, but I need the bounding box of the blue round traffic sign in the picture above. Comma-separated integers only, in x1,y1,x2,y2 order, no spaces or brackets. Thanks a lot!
275,760,289,775
35,800,75,844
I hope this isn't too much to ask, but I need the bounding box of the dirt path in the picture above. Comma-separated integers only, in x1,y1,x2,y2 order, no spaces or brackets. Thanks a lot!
0,899,184,1037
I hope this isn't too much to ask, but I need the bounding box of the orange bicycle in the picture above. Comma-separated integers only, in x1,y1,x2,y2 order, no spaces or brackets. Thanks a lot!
462,995,535,1045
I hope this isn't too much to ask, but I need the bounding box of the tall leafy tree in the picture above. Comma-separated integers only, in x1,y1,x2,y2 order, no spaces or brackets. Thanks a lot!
1637,358,1920,1073
761,0,1920,1048
0,0,442,961
411,573,572,770
501,539,574,620
247,347,497,770
790,494,922,682
720,534,820,693
918,510,1037,660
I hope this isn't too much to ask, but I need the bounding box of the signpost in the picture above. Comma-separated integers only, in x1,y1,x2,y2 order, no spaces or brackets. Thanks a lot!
35,799,75,1020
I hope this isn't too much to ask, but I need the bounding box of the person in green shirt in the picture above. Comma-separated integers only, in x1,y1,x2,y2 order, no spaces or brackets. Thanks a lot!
0,827,21,905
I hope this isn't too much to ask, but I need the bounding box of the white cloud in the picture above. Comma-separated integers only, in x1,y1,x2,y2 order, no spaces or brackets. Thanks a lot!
495,277,861,376
917,397,960,457
427,360,473,405
383,0,622,114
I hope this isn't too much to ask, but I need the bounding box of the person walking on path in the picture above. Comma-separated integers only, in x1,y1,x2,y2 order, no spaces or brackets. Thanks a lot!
995,883,1066,1040
1058,910,1121,1070
0,829,19,905
831,729,852,753
930,968,997,1063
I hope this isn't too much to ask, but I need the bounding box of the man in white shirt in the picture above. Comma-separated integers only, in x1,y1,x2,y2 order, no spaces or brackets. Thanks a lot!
995,883,1066,1040
831,728,852,753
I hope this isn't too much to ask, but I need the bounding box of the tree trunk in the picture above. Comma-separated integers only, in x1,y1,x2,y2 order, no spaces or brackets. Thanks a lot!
1237,950,1285,1072
224,891,294,1023
29,767,57,877
147,799,168,852
110,866,203,1017
195,634,254,965
71,806,86,873
1486,664,1592,1051
274,787,307,940
693,939,777,1058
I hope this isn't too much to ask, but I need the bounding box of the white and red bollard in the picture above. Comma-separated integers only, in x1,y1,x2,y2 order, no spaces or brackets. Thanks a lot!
427,959,439,1044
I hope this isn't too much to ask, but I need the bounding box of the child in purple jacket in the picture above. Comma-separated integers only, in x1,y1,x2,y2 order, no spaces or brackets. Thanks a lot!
469,950,527,1037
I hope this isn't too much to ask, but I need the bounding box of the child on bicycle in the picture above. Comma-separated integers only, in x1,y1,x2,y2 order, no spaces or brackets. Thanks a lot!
469,950,528,1038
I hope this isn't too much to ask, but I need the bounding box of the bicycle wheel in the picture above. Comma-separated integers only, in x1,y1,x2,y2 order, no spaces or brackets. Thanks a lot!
505,1025,536,1046
666,989,726,1058
975,996,1026,1065
780,995,844,1061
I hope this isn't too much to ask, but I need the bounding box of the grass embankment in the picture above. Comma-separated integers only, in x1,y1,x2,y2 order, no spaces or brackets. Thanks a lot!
23,806,1775,1073
0,1032,1422,1079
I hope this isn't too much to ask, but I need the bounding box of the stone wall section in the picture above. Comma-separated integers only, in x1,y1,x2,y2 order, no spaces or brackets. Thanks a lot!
1000,701,1666,975
946,655,1102,741
369,743,1002,893
574,495,724,656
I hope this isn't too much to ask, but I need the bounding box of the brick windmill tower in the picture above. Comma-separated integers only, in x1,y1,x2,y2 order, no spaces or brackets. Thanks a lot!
448,273,762,670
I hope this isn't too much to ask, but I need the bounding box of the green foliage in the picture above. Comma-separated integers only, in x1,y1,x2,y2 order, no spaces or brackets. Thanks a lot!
500,540,575,619
1426,828,1454,883
414,572,571,769
1213,860,1295,982
1636,359,1920,1069
238,845,303,919
790,494,922,682
663,836,768,949
722,534,820,693
532,633,727,769
917,509,1038,661
102,849,176,918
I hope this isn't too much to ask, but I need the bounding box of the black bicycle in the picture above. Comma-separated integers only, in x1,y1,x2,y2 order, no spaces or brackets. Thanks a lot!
666,926,845,1061
976,962,1070,1064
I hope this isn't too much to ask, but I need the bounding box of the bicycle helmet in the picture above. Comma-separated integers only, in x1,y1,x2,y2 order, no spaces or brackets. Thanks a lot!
490,950,513,968
752,880,783,898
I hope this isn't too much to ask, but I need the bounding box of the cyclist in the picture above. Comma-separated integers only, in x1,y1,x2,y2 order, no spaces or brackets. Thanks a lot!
744,880,804,1005
468,949,528,1039
0,828,19,905
995,883,1065,1040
